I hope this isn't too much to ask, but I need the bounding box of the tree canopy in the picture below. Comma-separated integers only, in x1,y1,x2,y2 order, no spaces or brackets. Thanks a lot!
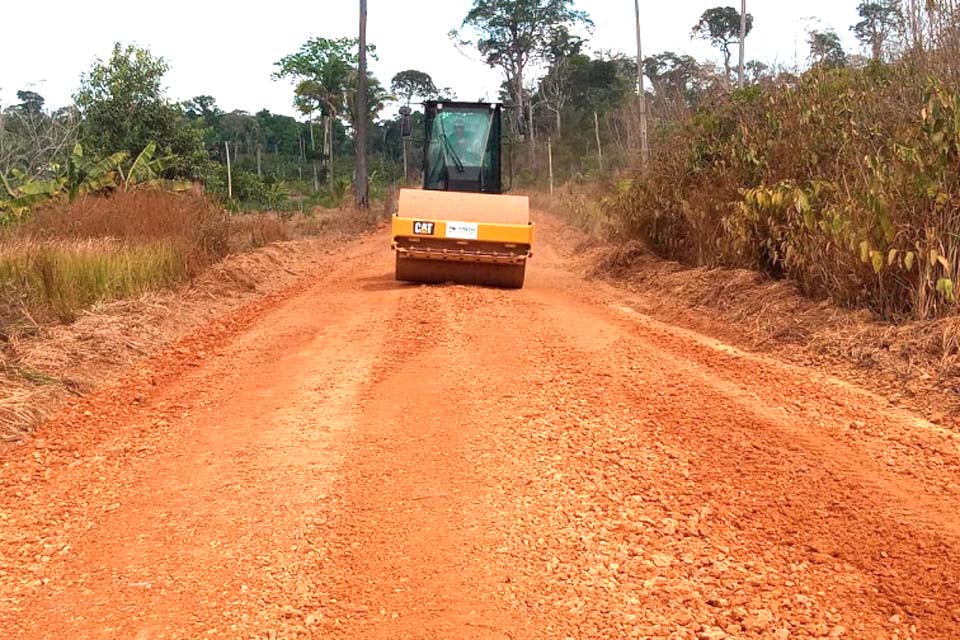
809,29,847,68
852,1,903,61
274,37,377,122
692,6,754,81
455,0,592,122
73,43,207,177
391,70,441,105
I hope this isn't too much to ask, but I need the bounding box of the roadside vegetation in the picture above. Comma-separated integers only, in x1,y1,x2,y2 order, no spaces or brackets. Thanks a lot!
0,191,228,323
7,0,960,328
605,4,960,321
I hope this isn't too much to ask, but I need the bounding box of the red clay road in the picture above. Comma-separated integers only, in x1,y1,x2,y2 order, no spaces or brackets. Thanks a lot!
2,214,960,639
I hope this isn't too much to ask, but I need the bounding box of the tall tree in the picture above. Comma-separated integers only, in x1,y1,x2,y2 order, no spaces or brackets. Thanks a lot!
692,6,754,83
851,1,903,61
15,90,45,115
643,52,700,105
454,0,592,133
391,70,440,105
73,44,207,177
356,0,370,209
738,0,747,88
0,93,78,180
809,29,848,68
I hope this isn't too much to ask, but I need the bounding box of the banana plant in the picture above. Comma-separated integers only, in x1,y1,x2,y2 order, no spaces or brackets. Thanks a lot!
64,143,128,201
121,142,191,192
0,170,61,219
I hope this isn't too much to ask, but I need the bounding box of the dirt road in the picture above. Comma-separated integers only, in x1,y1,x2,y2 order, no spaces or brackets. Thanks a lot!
2,214,960,639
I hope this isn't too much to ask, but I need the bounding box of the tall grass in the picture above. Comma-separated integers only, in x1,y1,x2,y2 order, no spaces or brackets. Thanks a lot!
0,239,186,321
607,55,960,320
1,190,229,323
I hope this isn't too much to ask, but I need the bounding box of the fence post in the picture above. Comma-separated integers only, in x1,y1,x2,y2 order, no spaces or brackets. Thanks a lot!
594,112,604,172
548,137,554,197
225,141,233,200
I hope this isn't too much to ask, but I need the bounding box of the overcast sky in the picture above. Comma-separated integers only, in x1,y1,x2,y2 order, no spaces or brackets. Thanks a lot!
1,1,863,118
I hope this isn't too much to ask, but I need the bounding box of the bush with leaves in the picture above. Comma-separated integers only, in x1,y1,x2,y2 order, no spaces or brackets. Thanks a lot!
74,43,210,179
606,57,960,319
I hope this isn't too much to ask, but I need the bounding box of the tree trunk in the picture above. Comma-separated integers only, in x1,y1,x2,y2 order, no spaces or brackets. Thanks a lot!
513,73,525,139
355,0,370,209
326,116,334,192
738,0,746,89
547,138,554,197
256,144,262,178
635,0,649,170
528,98,535,166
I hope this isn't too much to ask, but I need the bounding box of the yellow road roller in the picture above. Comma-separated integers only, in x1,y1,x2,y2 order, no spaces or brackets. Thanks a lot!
392,101,533,289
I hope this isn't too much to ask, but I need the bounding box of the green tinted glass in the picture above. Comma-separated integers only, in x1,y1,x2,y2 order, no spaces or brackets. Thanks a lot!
424,104,502,193
434,108,491,167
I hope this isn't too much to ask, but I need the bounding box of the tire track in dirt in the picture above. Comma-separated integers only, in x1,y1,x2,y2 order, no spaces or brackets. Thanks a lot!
307,283,538,639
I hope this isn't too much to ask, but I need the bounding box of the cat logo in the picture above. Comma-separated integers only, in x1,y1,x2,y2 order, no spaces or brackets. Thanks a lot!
413,221,436,236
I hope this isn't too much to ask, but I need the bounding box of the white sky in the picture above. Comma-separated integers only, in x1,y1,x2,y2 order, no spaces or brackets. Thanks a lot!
0,1,862,118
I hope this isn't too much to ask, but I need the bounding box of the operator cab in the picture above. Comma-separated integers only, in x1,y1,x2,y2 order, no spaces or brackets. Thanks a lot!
422,101,504,195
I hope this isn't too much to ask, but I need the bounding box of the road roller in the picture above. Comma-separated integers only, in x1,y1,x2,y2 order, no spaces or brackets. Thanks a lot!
392,101,533,289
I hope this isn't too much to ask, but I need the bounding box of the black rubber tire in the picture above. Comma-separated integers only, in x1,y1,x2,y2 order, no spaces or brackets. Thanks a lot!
396,255,526,289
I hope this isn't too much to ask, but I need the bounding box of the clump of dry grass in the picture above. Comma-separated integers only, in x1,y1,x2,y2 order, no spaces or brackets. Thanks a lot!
0,239,187,321
1,190,230,325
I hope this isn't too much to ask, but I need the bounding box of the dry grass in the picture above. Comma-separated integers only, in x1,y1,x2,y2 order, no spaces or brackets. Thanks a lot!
1,190,230,325
0,236,347,441
0,189,380,440
0,239,188,321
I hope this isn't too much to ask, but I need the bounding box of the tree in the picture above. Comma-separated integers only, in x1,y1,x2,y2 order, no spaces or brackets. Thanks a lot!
183,95,223,128
539,57,573,135
73,44,208,178
356,0,370,209
738,0,747,89
391,70,441,105
275,37,362,120
692,6,754,82
809,29,847,68
643,52,700,105
851,1,903,61
0,98,78,181
15,91,45,115
255,110,305,156
274,37,377,187
454,0,592,133
221,110,261,157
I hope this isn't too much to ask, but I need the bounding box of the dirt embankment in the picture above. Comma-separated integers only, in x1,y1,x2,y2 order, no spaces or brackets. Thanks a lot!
0,220,370,441
541,212,960,434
